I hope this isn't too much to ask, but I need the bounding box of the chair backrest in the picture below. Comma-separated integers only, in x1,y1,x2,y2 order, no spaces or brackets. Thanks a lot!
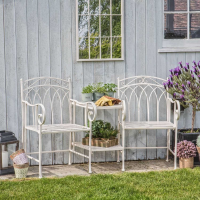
117,76,169,122
20,77,71,125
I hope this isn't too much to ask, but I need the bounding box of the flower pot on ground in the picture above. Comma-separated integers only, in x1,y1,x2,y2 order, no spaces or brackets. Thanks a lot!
171,129,200,165
177,140,196,169
10,149,28,165
13,163,29,178
82,84,93,102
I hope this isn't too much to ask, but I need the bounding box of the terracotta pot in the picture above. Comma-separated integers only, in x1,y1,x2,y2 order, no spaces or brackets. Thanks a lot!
179,157,194,169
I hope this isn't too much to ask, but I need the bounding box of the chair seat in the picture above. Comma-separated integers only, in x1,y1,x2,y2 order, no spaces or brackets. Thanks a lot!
26,124,90,134
124,121,176,130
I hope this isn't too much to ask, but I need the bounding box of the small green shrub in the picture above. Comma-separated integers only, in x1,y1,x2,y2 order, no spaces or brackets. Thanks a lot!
93,82,106,93
85,120,118,139
82,84,93,94
104,83,117,93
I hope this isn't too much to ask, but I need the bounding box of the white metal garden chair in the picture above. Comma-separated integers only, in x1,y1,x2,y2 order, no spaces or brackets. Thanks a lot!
117,76,180,171
20,77,97,178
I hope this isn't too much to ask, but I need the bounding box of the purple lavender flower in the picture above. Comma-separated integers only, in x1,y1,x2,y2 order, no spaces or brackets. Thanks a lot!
193,60,197,66
198,61,200,68
169,69,174,75
191,70,193,74
182,84,185,90
181,89,185,95
173,93,176,98
198,75,200,79
184,66,188,72
187,81,191,87
186,63,189,69
169,75,173,81
179,61,183,68
175,83,178,88
163,82,167,89
191,74,195,79
180,95,185,100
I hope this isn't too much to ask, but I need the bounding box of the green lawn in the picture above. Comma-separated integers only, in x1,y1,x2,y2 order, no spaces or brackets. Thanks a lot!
1,168,200,200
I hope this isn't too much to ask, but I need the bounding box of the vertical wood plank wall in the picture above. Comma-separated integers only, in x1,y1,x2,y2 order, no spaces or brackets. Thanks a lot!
0,0,199,165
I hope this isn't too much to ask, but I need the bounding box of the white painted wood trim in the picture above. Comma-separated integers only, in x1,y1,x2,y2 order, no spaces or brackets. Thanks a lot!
158,47,200,53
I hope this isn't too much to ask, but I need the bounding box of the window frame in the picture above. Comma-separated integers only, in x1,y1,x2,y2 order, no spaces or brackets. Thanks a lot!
76,0,124,62
162,0,200,49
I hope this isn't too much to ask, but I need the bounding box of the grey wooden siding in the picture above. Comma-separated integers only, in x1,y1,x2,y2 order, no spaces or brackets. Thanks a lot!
0,0,199,165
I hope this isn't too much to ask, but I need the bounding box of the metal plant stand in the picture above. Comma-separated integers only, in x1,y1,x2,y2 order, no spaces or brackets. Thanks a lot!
71,101,126,172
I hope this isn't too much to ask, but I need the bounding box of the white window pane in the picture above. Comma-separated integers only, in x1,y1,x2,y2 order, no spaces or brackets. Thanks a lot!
112,37,121,58
112,16,121,36
78,0,88,15
190,0,200,11
79,15,88,38
79,38,89,59
90,15,99,37
101,0,110,14
90,38,100,59
90,0,99,14
112,0,121,14
101,16,110,36
190,14,200,39
164,0,187,11
101,37,111,58
164,14,187,39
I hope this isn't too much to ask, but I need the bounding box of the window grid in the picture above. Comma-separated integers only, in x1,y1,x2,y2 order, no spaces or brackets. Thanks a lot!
77,0,124,61
164,0,200,39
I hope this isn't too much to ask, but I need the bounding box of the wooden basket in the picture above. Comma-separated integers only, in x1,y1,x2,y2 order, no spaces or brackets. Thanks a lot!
179,157,194,169
82,138,118,148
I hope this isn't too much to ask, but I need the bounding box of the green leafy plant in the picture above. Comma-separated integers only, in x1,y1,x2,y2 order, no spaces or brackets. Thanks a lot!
164,61,200,133
104,83,117,93
82,84,94,94
93,82,106,93
85,120,118,139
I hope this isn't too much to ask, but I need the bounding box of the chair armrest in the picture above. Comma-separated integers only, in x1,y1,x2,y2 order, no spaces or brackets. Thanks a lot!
167,98,180,120
122,100,126,121
70,99,97,122
22,100,46,125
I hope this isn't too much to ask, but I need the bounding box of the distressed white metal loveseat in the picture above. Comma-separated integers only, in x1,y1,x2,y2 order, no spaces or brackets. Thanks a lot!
20,77,97,178
117,76,180,171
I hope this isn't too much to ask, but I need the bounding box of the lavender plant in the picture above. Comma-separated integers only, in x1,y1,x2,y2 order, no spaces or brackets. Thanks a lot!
164,61,200,133
177,140,196,159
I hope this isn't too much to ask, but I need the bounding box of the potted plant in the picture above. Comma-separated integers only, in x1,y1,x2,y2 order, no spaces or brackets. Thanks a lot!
104,83,117,97
164,61,200,164
177,140,196,168
82,84,93,102
82,120,119,147
93,82,105,101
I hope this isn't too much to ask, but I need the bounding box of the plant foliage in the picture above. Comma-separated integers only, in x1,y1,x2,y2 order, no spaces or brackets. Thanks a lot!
164,61,200,132
177,140,196,159
104,83,117,92
93,82,106,93
85,120,118,139
82,84,93,94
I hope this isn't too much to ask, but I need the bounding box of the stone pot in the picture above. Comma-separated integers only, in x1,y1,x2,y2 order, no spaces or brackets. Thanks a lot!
82,93,93,102
93,92,104,101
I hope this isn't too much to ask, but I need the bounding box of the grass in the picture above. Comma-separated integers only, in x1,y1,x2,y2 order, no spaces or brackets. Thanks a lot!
1,168,200,200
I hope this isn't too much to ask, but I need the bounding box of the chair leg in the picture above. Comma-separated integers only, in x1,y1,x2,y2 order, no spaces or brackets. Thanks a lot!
89,121,92,174
122,127,125,172
166,129,170,162
174,128,177,169
39,130,42,178
69,132,72,165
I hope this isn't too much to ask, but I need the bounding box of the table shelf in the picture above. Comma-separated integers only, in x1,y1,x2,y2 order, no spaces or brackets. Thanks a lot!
72,142,123,152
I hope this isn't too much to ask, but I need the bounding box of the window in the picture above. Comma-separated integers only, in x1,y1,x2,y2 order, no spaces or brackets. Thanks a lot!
76,0,124,61
160,0,200,51
164,0,200,39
